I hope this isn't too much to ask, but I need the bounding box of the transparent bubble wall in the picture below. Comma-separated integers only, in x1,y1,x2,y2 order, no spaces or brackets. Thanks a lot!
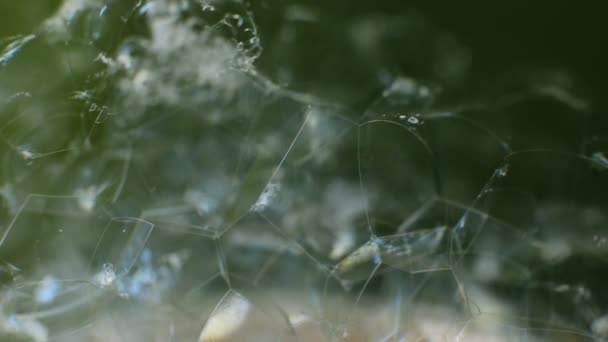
0,0,607,341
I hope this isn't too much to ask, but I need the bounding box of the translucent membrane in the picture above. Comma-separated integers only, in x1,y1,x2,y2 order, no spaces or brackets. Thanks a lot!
0,0,606,341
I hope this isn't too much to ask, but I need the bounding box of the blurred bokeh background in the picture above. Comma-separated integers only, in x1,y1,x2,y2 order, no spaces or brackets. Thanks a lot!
1,1,607,341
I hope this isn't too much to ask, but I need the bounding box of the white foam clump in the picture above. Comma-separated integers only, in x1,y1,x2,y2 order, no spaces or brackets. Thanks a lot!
93,263,117,288
251,182,280,212
42,0,103,40
114,1,250,113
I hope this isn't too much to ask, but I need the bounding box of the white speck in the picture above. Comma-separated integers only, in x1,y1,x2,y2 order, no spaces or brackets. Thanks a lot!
94,52,115,66
398,114,407,120
17,145,38,163
201,4,215,12
496,164,509,177
71,90,92,100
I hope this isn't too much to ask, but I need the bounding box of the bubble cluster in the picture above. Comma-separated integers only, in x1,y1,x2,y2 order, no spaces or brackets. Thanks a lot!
0,0,606,341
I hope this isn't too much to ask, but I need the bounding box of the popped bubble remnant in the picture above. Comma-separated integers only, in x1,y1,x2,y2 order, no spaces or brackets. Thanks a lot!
394,113,424,126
